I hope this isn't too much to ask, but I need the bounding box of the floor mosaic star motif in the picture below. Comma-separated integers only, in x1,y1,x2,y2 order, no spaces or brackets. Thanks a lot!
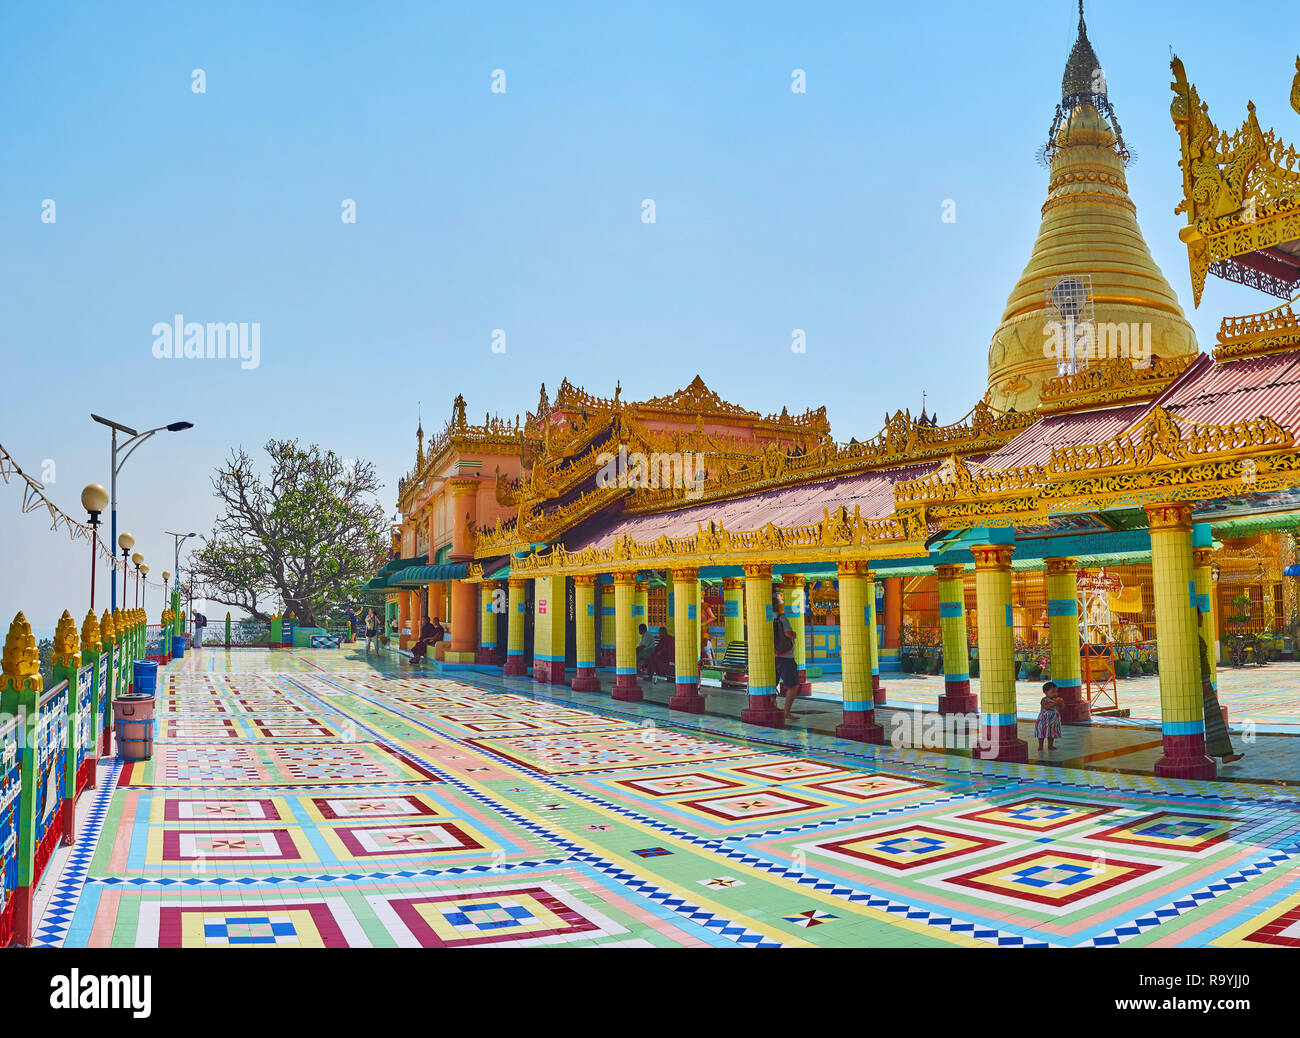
32,647,1300,948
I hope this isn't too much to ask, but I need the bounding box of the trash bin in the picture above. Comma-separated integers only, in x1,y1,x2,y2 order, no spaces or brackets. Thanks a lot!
133,659,158,694
172,635,185,659
114,693,156,761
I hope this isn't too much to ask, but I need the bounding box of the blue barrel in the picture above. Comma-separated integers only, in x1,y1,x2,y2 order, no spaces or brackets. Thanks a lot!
133,660,158,694
172,635,185,659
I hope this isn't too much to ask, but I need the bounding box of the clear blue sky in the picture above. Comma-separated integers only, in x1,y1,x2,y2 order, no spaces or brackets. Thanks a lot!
2,0,1294,632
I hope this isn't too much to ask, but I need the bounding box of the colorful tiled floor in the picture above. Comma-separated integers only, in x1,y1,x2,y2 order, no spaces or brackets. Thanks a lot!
34,648,1300,948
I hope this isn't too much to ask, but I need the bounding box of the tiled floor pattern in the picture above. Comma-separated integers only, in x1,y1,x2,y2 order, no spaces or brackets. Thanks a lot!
813,665,1300,731
42,648,1300,947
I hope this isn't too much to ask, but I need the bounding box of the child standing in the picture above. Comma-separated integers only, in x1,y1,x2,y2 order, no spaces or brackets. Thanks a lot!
1035,680,1063,753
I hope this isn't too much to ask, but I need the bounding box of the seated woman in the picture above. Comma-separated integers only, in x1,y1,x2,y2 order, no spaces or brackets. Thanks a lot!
646,625,674,680
410,616,444,665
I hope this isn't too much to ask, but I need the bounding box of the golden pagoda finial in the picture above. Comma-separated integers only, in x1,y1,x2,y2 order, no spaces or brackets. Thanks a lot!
81,609,101,654
101,608,115,644
1,613,42,693
53,610,80,668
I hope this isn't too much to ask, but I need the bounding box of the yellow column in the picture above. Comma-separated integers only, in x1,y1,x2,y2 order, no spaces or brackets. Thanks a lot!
835,561,884,742
599,583,617,667
722,576,745,648
532,575,566,684
478,580,501,664
971,544,1027,762
866,569,884,704
1045,558,1088,721
1193,546,1218,695
669,568,703,712
503,576,528,676
739,564,783,728
936,563,976,714
782,573,811,697
572,575,601,692
634,577,649,638
612,571,642,701
1147,504,1215,778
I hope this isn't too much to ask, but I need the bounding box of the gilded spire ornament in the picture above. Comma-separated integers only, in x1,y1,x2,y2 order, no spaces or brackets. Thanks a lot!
53,610,80,668
101,608,115,644
1,612,42,693
81,609,101,654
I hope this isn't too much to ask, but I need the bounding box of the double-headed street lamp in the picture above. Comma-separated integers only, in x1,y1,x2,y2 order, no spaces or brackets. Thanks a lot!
91,414,194,612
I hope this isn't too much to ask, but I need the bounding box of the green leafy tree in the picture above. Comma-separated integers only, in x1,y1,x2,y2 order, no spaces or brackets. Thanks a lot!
192,439,388,627
37,637,53,685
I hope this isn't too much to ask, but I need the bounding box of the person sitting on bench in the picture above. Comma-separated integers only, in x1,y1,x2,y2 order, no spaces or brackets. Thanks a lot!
635,623,654,672
411,616,443,665
647,625,674,680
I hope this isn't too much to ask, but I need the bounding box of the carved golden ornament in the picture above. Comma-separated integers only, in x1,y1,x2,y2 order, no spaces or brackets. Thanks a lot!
1170,56,1300,306
672,567,700,581
1049,406,1294,477
721,577,744,590
507,576,527,591
971,545,1015,571
572,574,597,587
53,610,80,668
1044,557,1079,576
742,563,773,579
612,570,639,585
80,609,101,653
934,563,965,581
100,609,115,643
1215,297,1300,362
1,613,42,693
1039,356,1194,414
837,560,872,578
1193,546,1217,567
780,572,804,588
1144,503,1194,532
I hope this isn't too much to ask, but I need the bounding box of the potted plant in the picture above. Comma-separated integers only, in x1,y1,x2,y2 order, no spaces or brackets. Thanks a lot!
1114,645,1131,678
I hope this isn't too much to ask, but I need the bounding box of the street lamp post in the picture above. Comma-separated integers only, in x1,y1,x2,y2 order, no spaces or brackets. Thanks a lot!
92,414,193,612
132,552,143,608
118,532,135,611
81,484,109,610
140,563,150,617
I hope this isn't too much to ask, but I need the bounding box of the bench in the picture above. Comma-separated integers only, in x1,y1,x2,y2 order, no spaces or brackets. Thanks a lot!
700,640,748,691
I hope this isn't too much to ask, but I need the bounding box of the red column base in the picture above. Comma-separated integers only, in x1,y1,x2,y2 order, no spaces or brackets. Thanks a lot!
598,648,615,667
1153,732,1216,779
533,660,566,685
502,656,527,676
1057,688,1091,723
740,695,785,729
872,674,886,704
795,669,812,698
835,715,885,743
476,647,500,665
938,679,977,715
669,682,705,712
571,668,602,692
972,723,1029,763
611,674,643,702
62,799,76,846
11,885,32,948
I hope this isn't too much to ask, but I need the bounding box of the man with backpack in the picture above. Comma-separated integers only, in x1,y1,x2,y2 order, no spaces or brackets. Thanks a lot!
773,589,800,721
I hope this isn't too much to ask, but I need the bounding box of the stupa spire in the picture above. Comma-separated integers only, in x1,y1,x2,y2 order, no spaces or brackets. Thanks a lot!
1044,1,1129,164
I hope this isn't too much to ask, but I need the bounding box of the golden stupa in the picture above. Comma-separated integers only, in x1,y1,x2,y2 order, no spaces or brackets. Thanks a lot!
985,4,1198,412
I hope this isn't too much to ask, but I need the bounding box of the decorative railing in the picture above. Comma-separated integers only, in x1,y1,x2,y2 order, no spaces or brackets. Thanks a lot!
74,665,93,795
0,714,18,949
33,681,67,889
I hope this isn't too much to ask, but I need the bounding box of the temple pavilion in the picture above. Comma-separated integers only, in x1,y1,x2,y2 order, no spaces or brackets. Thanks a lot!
367,9,1300,781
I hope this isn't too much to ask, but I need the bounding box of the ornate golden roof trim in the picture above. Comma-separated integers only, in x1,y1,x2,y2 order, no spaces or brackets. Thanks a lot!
1038,356,1193,415
1214,296,1300,362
